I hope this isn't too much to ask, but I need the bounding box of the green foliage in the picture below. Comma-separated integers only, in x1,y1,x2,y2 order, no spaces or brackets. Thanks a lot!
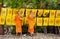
45,0,57,9
31,0,37,8
0,0,2,3
2,0,60,9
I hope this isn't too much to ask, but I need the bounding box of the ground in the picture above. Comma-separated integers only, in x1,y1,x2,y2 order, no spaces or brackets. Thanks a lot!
0,33,60,39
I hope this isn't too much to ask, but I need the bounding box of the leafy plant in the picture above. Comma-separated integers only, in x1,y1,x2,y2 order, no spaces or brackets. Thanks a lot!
0,0,2,3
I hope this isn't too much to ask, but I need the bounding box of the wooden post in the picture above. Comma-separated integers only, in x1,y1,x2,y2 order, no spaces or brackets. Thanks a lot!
58,26,60,35
55,26,59,34
44,27,47,34
0,25,4,35
0,3,4,35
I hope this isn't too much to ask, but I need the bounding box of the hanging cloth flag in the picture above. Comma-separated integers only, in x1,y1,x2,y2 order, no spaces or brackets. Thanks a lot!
1,8,7,16
11,8,18,25
19,8,25,25
38,9,43,17
31,9,37,23
56,10,60,18
7,8,12,16
50,10,56,18
37,17,42,26
6,16,12,25
43,18,48,26
31,9,37,17
19,8,25,17
43,10,49,17
0,16,5,25
25,9,31,24
0,8,7,25
26,9,31,17
55,18,60,26
13,8,18,16
49,18,55,26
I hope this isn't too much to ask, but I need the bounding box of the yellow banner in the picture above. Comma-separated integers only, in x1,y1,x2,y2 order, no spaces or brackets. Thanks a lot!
19,8,25,17
1,8,7,16
11,15,16,25
24,17,36,25
31,9,37,17
19,9,25,24
0,16,1,24
43,10,49,17
26,9,37,17
24,17,28,24
26,9,31,17
6,16,12,25
0,16,5,25
7,8,12,16
49,18,55,26
56,10,60,18
12,8,17,25
50,10,56,18
13,8,18,16
55,18,60,26
37,17,42,26
43,18,48,26
38,9,43,17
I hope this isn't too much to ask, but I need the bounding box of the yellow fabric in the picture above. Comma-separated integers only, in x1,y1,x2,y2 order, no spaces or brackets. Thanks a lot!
38,9,43,17
13,8,18,16
26,9,31,17
0,16,1,24
50,10,56,18
43,10,49,17
55,18,60,26
19,8,25,17
49,18,55,26
6,16,12,25
37,17,42,26
1,8,7,16
0,16,5,25
31,9,37,17
43,18,48,26
56,10,60,18
7,8,12,16
11,15,16,25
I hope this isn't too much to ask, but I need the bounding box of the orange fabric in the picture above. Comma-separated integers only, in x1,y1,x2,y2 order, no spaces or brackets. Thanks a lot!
28,14,35,33
15,15,22,33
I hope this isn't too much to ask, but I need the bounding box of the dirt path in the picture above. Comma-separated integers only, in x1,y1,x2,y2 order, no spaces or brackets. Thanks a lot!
0,33,60,39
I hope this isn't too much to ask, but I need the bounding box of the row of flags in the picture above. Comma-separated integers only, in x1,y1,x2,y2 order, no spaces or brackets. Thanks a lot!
0,8,60,26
